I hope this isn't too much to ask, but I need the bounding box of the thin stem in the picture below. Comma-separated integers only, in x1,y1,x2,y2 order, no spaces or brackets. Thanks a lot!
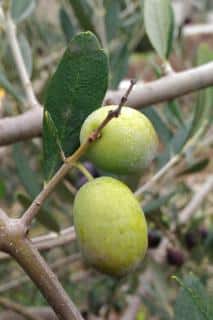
22,80,136,228
0,297,42,320
74,162,94,182
134,154,180,197
0,226,76,260
0,253,80,294
33,226,76,251
7,237,84,320
63,180,77,195
5,12,41,109
178,175,213,225
21,163,71,227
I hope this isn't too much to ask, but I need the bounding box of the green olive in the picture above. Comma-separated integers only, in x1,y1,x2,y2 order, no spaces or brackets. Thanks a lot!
80,106,158,174
73,177,148,277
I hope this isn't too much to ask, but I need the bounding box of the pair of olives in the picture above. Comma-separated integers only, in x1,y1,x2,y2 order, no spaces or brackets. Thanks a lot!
73,106,158,277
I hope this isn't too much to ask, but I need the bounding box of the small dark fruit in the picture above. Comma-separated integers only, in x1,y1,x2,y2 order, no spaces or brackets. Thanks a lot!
148,230,162,249
184,231,198,249
199,227,208,240
75,161,100,189
81,161,100,178
166,248,185,267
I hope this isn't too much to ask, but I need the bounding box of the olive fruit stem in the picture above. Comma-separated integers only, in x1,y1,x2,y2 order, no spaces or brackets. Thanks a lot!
74,162,94,182
21,80,136,229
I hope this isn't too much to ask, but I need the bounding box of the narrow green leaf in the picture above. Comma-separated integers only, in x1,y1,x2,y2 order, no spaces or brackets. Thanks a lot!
188,87,213,140
43,32,108,180
43,111,63,177
177,158,209,177
104,0,120,42
109,44,129,89
0,180,6,199
144,0,174,59
18,34,32,78
157,124,190,168
11,0,36,23
17,193,60,232
143,107,173,144
165,100,185,128
174,274,213,320
59,7,76,43
166,4,175,58
68,0,95,33
13,143,41,198
188,44,213,140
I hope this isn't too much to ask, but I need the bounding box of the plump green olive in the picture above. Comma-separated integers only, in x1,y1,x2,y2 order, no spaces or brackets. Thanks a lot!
73,177,148,277
80,106,158,174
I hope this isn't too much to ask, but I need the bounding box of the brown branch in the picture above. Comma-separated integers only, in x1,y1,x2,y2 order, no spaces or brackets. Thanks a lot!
1,62,213,146
21,81,136,228
6,237,84,320
0,253,80,294
33,226,76,251
0,226,76,260
0,298,42,320
0,109,42,145
134,155,181,197
0,308,57,320
106,62,213,107
0,207,83,320
178,175,213,225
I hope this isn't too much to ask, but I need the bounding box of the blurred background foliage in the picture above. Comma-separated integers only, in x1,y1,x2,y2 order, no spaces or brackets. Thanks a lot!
0,0,212,319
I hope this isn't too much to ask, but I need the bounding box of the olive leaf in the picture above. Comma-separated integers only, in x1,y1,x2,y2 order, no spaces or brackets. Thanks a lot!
144,0,174,59
43,32,108,180
11,0,36,23
59,7,76,43
174,274,213,320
